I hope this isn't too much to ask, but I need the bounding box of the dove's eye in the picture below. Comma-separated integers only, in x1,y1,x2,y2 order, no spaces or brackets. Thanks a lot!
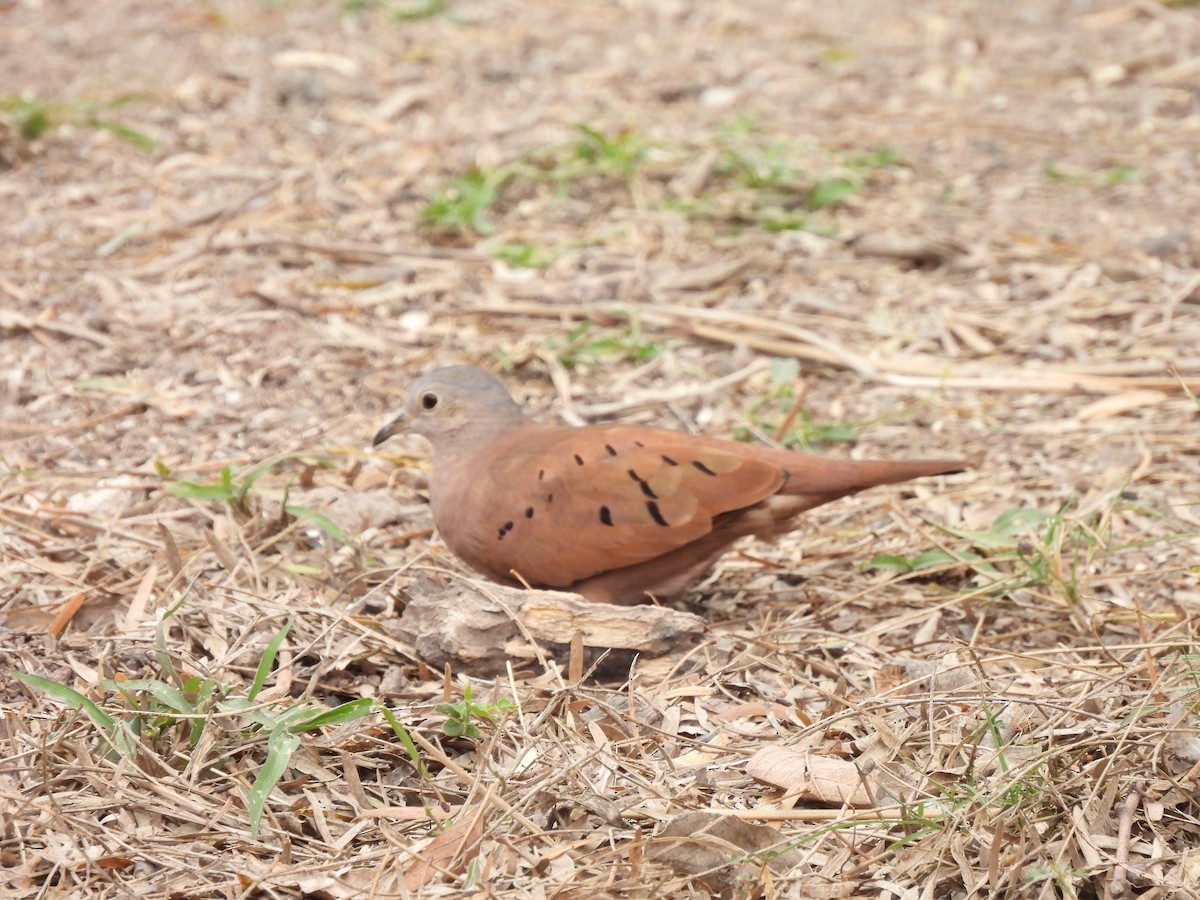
420,392,439,411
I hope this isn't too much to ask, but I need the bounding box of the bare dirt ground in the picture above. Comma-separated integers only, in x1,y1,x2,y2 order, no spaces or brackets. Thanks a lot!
3,0,1200,897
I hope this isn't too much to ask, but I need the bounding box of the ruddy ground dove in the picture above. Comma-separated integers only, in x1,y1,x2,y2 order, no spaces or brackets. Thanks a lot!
374,365,967,605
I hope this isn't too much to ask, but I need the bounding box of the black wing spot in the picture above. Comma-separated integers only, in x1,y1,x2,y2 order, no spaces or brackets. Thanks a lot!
599,506,614,527
497,520,515,540
627,469,657,499
692,460,717,476
547,493,554,504
574,454,585,466
646,501,669,527
661,455,678,466
605,444,617,456
538,469,545,480
634,440,645,448
524,507,534,518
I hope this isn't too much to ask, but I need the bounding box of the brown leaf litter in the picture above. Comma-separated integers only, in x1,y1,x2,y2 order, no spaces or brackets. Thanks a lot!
3,0,1200,897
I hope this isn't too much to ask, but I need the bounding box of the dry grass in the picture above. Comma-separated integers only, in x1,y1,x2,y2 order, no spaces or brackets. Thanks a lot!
3,0,1200,897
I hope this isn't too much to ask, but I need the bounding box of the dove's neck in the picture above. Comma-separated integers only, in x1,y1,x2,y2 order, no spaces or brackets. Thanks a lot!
428,407,529,467
425,409,532,532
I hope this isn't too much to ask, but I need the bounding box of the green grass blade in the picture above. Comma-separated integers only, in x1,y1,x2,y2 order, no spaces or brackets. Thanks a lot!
284,504,349,543
165,481,237,501
235,454,294,497
248,619,293,701
287,697,374,733
216,696,278,731
154,617,184,688
381,706,429,778
98,678,195,715
247,725,301,838
85,118,158,151
15,672,116,728
14,672,138,760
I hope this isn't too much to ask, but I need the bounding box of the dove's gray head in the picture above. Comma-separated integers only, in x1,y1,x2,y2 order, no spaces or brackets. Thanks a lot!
372,365,526,450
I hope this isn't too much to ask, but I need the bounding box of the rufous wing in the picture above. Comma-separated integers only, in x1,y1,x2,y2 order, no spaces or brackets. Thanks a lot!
479,426,787,588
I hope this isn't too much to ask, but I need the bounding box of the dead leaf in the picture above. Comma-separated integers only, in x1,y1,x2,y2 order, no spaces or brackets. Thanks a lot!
94,856,136,870
711,700,791,722
651,811,801,895
1074,390,1167,422
402,802,487,891
121,564,158,632
48,592,88,639
746,747,876,808
674,733,733,768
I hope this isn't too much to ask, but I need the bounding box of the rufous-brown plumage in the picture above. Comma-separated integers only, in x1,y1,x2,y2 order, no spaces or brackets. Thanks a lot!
374,365,968,605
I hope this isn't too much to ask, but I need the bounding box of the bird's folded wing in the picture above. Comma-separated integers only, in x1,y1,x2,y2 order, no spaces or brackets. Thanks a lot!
483,427,787,587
